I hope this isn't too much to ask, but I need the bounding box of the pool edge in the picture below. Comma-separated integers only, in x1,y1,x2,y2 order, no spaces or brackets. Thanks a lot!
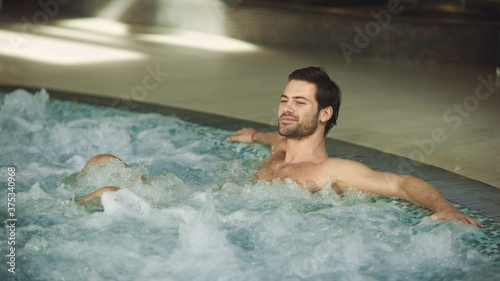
1,85,499,223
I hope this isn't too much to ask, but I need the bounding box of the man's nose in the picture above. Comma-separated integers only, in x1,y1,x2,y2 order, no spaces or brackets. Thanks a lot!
282,101,294,113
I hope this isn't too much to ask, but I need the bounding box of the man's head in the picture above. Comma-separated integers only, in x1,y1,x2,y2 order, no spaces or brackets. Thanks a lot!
278,67,341,139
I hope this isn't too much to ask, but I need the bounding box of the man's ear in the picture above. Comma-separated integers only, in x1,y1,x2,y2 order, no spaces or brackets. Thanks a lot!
319,106,333,123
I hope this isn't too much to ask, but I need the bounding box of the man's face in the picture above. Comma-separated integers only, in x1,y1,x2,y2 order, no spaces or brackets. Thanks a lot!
278,79,320,139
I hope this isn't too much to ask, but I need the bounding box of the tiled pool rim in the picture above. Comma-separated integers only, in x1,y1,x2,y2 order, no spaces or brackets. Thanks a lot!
1,84,499,223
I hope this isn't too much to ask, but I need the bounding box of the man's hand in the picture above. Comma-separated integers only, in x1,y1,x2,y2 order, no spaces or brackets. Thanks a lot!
430,206,484,227
226,128,259,143
227,128,284,146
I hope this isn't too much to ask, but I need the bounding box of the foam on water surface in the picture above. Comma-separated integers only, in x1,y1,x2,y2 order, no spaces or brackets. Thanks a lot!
1,89,499,280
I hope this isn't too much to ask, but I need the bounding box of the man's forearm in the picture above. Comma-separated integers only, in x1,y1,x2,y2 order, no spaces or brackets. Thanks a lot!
399,175,456,213
227,128,283,145
252,131,283,146
398,175,483,227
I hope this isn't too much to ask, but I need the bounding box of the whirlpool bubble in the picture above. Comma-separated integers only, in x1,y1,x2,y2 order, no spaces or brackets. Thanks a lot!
1,89,499,280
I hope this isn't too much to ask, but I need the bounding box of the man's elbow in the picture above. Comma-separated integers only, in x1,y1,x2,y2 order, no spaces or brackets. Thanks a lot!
389,174,414,200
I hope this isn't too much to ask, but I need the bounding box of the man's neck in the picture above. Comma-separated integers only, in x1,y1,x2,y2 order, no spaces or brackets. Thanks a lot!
283,133,329,164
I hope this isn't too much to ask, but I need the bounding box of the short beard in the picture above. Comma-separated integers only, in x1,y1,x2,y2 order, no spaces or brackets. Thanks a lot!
278,111,319,140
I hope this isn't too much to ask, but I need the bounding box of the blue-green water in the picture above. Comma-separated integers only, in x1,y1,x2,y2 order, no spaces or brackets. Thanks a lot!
0,89,499,280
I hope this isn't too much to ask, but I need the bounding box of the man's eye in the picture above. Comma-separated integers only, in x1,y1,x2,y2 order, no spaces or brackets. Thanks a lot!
297,102,305,105
280,100,287,103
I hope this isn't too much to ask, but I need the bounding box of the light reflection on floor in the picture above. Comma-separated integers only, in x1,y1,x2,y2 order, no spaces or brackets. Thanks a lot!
55,18,260,53
0,28,145,65
0,17,259,67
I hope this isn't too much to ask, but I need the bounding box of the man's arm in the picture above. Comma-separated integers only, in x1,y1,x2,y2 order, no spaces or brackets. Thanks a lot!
331,159,483,227
226,128,284,147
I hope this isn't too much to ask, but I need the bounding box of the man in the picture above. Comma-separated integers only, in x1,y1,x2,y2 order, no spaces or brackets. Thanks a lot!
82,66,482,227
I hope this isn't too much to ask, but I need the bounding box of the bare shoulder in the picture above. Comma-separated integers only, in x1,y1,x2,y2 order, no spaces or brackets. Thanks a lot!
322,158,371,172
321,158,404,196
318,158,380,184
307,158,374,192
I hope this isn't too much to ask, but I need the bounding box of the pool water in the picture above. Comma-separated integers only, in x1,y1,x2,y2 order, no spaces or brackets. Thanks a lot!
1,89,499,280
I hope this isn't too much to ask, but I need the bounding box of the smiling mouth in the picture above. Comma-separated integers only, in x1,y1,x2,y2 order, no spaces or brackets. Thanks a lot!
280,116,298,123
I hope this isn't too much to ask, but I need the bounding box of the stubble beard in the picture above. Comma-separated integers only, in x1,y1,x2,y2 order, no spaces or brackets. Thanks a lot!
278,112,319,140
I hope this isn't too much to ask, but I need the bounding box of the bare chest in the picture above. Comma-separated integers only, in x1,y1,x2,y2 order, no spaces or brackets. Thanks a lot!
253,152,329,191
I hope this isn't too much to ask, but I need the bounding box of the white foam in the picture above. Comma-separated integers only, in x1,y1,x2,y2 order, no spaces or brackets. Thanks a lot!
2,89,498,280
24,235,51,252
0,88,49,120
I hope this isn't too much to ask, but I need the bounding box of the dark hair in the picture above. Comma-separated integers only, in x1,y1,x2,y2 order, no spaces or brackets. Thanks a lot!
288,66,341,136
